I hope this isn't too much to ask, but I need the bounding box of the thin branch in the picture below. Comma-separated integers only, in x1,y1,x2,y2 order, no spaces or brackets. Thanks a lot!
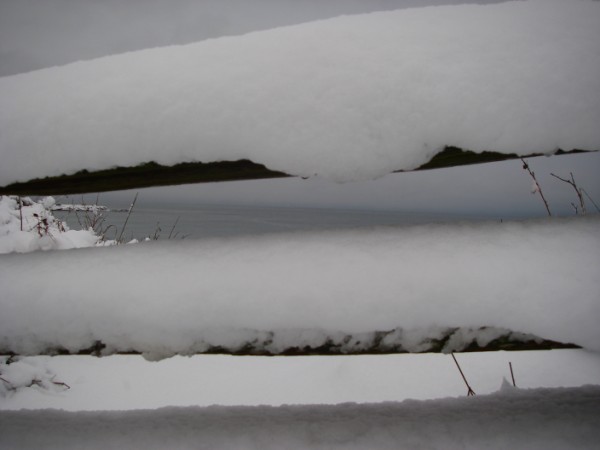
152,222,161,240
571,203,579,214
451,352,476,396
101,224,118,241
117,192,138,243
18,196,24,231
168,216,181,240
581,189,600,213
521,159,552,217
50,376,71,390
509,362,516,387
551,172,586,214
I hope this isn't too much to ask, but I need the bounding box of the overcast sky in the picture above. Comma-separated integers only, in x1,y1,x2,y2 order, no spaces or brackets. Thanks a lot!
0,0,506,77
1,0,598,216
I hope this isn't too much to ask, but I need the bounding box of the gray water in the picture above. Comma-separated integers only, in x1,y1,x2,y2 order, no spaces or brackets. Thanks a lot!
54,204,488,242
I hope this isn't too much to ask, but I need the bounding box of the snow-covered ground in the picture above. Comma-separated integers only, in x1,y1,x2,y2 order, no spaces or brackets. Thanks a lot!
0,196,99,253
1,383,599,449
2,351,600,449
2,350,600,411
51,203,108,212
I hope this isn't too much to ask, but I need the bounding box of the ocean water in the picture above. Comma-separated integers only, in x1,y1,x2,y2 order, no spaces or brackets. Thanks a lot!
54,204,488,242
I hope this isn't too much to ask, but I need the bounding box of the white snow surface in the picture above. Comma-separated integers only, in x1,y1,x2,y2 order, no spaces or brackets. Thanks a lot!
1,0,599,186
2,350,599,411
1,215,598,357
1,384,599,449
0,196,99,253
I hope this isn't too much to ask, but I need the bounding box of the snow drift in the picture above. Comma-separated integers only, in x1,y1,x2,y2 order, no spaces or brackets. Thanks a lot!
3,351,600,411
1,0,599,186
1,385,599,450
0,196,99,253
1,216,598,358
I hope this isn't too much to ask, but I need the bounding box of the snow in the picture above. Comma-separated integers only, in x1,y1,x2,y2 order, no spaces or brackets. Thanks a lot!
1,383,599,449
2,350,600,449
1,0,599,186
0,196,99,253
2,350,600,411
51,204,108,212
1,1,599,446
1,215,598,358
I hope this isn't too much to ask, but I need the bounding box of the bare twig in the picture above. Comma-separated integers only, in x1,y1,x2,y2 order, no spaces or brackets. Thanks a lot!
50,376,71,390
101,224,118,241
581,189,600,213
509,362,516,387
73,207,85,229
1,376,69,391
451,352,476,396
521,158,552,216
117,192,138,243
18,196,23,231
28,379,42,388
168,216,181,240
152,222,161,240
551,172,586,214
571,203,578,214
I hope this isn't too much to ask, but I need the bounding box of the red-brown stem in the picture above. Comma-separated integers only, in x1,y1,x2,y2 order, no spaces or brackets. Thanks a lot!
521,158,552,217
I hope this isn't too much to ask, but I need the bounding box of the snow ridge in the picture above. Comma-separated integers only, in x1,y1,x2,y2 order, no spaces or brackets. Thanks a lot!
1,0,599,186
1,216,598,358
1,385,599,449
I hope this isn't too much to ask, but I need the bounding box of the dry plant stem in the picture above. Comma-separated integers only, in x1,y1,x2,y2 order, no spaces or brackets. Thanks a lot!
18,196,23,231
551,172,586,214
1,375,70,391
581,189,600,213
509,362,516,387
117,192,138,243
521,158,552,216
102,224,118,241
50,379,71,390
451,352,476,396
73,207,85,229
152,222,161,240
168,216,181,239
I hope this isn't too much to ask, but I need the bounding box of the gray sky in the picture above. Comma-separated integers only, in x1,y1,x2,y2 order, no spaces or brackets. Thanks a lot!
1,0,598,216
0,0,505,77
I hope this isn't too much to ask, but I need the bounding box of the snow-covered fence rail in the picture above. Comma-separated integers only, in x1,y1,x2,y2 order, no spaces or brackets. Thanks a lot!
1,0,599,193
1,216,598,360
